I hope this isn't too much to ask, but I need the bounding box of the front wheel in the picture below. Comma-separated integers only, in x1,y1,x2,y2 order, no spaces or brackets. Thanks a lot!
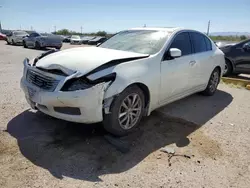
103,85,145,136
223,59,233,76
35,41,41,49
12,39,16,45
23,41,27,48
201,68,220,96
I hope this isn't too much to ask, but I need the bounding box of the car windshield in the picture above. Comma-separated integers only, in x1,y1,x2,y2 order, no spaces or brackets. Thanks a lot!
71,35,80,39
100,30,170,55
15,31,28,35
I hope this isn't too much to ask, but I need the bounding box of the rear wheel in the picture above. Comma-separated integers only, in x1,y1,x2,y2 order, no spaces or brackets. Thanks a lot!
103,85,145,136
223,59,233,76
201,68,220,96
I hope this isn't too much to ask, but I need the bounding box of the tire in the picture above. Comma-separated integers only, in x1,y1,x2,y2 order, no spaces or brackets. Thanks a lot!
6,40,10,45
23,41,27,48
35,41,41,50
12,39,16,45
223,59,233,76
55,46,61,50
201,68,220,96
103,85,145,136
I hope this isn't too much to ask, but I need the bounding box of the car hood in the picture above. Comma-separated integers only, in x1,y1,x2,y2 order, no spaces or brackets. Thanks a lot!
35,47,149,75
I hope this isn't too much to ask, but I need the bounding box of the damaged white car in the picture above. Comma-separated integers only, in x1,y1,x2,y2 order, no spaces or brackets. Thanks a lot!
21,28,225,136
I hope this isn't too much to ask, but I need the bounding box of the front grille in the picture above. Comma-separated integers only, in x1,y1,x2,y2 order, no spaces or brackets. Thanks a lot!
26,69,59,91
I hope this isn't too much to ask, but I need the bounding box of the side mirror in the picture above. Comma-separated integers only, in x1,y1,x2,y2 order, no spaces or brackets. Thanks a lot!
169,48,182,58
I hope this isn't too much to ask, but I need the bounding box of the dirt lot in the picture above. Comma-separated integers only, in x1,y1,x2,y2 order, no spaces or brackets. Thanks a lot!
0,41,250,188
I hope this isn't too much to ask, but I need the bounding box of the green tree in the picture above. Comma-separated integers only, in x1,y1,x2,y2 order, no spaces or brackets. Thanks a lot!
96,31,107,36
240,35,247,40
55,29,70,35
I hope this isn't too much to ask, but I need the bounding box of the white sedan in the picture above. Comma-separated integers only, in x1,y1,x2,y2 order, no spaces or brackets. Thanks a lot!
20,27,225,136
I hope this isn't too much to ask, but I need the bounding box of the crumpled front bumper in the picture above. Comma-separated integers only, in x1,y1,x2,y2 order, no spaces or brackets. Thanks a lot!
20,58,108,124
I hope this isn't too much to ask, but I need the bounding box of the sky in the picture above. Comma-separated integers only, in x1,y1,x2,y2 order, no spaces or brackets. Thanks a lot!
0,0,249,33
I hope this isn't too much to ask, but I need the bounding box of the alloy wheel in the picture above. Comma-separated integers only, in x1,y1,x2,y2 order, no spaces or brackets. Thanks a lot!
209,71,219,93
118,93,142,130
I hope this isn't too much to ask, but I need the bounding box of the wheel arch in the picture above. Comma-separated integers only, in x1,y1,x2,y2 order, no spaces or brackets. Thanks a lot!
104,81,151,116
225,57,235,71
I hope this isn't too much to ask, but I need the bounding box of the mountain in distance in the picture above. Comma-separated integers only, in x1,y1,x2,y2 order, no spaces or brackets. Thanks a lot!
210,32,250,36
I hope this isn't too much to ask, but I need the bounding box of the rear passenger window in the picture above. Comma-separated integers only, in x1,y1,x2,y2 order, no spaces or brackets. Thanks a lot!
204,36,212,51
169,32,192,56
190,32,207,53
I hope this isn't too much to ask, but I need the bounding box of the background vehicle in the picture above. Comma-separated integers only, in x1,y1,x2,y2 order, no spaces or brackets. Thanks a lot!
23,32,62,50
215,41,236,48
62,36,71,43
81,36,95,44
20,28,224,136
70,35,82,44
6,30,28,45
220,39,250,76
87,36,107,45
0,32,6,40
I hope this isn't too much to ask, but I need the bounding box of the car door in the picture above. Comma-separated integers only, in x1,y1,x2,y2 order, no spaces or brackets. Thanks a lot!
27,33,38,47
233,40,250,73
189,32,214,87
160,32,195,103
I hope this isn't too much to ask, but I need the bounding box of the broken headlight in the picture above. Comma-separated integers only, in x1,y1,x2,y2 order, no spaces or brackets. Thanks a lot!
61,73,116,91
61,78,92,91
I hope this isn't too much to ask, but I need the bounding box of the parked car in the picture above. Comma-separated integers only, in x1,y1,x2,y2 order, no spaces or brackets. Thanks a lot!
0,32,7,40
23,32,62,50
63,36,71,43
219,39,250,76
6,30,29,45
215,41,236,48
81,36,95,44
70,35,82,44
20,27,225,136
88,36,107,45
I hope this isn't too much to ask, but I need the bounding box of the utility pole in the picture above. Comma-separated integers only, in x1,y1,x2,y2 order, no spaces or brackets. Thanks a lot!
207,20,210,35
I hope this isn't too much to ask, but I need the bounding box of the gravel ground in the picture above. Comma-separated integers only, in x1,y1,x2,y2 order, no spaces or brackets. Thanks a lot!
0,41,250,188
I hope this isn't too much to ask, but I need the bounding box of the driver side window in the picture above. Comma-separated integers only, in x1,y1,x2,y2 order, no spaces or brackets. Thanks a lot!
169,32,192,56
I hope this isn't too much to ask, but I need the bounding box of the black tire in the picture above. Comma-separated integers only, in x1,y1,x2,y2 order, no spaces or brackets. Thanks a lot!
223,59,233,76
103,85,145,136
201,68,220,96
55,46,61,50
12,39,16,45
35,41,41,50
6,40,10,45
23,41,27,48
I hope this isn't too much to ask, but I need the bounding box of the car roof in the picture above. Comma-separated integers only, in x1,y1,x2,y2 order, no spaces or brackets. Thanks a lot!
129,27,182,32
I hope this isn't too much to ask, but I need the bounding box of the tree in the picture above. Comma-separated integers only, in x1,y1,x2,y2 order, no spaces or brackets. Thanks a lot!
240,35,247,40
55,29,70,35
96,31,107,36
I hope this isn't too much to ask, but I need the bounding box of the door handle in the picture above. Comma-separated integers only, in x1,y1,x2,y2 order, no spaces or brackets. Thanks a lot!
189,61,196,66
